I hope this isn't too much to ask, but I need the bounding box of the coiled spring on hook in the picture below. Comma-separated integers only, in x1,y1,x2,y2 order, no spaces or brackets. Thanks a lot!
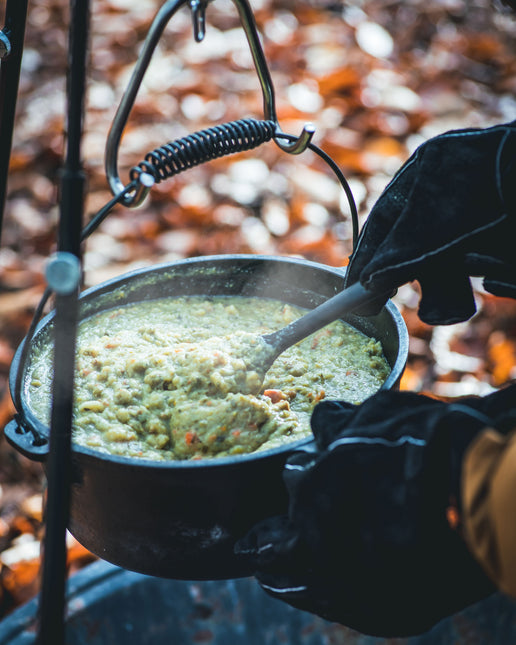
129,118,276,186
130,119,276,184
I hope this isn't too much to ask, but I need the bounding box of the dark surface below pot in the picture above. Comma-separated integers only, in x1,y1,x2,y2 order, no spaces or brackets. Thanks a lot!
7,255,408,580
1,560,516,645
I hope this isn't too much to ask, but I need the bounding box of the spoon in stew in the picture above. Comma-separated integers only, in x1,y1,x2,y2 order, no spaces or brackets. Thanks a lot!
240,281,387,391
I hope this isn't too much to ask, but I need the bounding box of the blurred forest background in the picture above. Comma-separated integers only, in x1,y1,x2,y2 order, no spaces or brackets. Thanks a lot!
1,0,516,616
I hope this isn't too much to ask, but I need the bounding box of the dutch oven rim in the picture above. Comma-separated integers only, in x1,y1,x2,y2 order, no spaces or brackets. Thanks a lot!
9,253,409,470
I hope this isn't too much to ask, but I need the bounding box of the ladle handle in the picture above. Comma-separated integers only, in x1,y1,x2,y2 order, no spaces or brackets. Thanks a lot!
262,282,383,359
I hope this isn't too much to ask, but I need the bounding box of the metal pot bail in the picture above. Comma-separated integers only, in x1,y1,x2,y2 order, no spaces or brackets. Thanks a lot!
104,0,317,209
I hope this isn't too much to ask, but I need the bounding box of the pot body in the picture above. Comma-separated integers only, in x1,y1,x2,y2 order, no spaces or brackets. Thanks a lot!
7,255,408,579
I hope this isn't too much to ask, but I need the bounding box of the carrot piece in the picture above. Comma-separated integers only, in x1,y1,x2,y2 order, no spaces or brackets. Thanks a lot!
263,389,287,403
185,431,198,446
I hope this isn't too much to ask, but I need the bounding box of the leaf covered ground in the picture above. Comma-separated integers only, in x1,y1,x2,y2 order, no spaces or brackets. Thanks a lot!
1,0,516,615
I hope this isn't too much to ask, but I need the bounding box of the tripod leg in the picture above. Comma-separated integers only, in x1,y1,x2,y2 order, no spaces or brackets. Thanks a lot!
0,0,29,241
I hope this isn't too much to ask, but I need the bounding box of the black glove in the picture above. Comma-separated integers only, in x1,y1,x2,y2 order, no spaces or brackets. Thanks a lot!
235,387,516,637
345,122,516,325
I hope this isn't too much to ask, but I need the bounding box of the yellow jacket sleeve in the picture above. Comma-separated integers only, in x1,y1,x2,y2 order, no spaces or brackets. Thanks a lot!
462,427,516,598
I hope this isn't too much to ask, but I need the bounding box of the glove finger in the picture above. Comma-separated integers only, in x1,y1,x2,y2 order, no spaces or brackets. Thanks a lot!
417,269,477,325
465,382,516,430
234,515,296,566
312,390,442,445
484,276,516,300
255,569,311,604
472,216,516,298
282,443,320,499
311,391,448,458
465,247,516,298
497,124,516,212
310,399,357,447
345,152,420,287
255,569,371,633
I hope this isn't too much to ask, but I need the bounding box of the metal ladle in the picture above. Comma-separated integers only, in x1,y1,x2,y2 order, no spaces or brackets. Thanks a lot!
240,281,385,389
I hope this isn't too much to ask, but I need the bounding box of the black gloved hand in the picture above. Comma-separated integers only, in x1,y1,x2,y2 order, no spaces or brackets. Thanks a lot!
235,387,516,637
345,122,516,325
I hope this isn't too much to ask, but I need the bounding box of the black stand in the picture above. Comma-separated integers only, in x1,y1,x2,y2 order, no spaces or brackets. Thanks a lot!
35,2,89,642
0,0,29,238
0,1,89,644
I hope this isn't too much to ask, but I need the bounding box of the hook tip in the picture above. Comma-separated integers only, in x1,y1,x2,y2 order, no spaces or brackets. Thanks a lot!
190,0,207,42
274,122,316,155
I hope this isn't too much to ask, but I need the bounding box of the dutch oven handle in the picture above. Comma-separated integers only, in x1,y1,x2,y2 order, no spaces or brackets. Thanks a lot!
86,119,360,249
125,117,278,205
92,0,359,243
4,416,49,461
105,0,316,209
7,324,50,462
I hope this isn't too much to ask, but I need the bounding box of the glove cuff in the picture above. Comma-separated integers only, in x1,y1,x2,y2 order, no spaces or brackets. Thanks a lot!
436,403,502,534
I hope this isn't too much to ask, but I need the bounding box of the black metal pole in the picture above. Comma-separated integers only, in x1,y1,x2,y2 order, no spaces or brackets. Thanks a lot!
36,0,89,643
0,0,29,242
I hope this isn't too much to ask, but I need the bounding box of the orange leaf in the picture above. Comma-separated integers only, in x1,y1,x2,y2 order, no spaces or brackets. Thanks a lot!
488,333,516,386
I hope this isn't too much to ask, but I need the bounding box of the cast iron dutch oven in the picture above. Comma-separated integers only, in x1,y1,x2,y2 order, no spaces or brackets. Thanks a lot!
5,255,408,580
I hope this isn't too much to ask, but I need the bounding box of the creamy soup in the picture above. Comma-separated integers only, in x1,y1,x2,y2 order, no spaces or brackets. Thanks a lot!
26,295,390,461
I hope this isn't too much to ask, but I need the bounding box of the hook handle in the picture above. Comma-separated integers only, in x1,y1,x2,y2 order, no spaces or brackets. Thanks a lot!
104,0,315,207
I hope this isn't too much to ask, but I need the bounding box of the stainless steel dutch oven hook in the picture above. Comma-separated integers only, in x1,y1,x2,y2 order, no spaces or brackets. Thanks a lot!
105,0,316,208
